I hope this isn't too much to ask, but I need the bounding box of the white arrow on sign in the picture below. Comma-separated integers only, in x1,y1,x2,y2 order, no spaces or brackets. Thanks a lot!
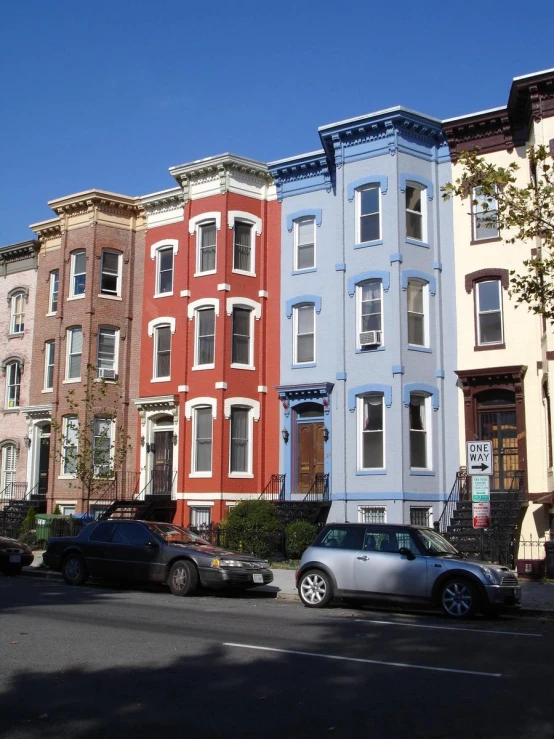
466,441,493,476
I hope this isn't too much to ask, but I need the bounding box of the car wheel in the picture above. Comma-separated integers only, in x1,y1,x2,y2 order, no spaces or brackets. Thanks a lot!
61,553,88,586
168,560,198,597
298,569,334,608
440,578,479,618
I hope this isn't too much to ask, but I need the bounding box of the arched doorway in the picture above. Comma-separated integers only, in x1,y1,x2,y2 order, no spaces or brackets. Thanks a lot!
477,390,517,491
295,403,324,495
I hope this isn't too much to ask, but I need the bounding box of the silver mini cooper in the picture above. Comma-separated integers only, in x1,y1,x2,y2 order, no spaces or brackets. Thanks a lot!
296,523,521,618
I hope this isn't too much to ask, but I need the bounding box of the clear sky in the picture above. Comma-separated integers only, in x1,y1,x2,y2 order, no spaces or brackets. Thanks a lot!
1,0,552,244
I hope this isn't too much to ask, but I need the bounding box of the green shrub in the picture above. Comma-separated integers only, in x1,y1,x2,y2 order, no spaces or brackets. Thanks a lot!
220,500,281,559
285,521,318,559
18,506,37,544
53,504,61,515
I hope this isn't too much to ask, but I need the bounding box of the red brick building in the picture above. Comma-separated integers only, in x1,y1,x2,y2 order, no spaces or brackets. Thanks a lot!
135,154,280,526
26,191,145,515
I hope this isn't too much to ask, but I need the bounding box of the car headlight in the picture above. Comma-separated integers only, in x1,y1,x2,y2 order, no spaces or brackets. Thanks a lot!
211,558,243,568
479,566,502,584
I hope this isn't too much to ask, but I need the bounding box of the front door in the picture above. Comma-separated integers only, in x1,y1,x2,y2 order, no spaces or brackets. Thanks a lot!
297,422,324,495
152,430,172,495
38,425,51,496
479,409,517,491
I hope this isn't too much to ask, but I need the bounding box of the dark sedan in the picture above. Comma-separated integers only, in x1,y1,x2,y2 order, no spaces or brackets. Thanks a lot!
0,535,34,576
43,519,273,596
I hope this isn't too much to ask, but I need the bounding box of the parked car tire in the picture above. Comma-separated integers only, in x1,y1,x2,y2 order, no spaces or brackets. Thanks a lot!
167,560,198,597
440,577,479,618
298,569,334,608
61,553,88,586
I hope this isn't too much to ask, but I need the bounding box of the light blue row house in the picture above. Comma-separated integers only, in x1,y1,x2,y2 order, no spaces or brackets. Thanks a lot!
268,107,458,525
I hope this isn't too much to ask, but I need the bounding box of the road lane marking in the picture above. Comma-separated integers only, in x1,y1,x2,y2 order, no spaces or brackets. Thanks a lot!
355,619,542,638
224,643,501,677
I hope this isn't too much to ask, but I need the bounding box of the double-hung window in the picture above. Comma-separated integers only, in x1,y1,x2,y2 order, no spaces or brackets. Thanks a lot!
62,416,78,476
5,361,21,408
359,395,384,470
10,292,25,334
295,217,315,271
195,308,215,367
293,305,315,364
93,417,113,477
229,407,250,474
70,251,86,297
154,325,171,379
0,443,17,492
472,186,499,241
233,222,253,273
44,341,55,390
407,279,427,347
406,184,424,241
97,328,117,379
198,222,217,273
49,271,59,314
100,251,122,296
358,281,382,349
409,393,430,469
232,308,252,366
476,280,503,345
156,247,174,295
191,507,211,529
357,185,380,243
66,328,82,380
193,407,212,474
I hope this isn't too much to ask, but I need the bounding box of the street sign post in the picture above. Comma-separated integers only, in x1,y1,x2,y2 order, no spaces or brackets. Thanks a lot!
466,441,493,476
471,475,490,502
472,502,491,529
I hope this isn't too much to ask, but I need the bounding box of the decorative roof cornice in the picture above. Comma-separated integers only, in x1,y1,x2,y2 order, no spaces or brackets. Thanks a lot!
47,189,141,218
267,150,332,201
29,217,62,243
0,239,39,262
140,187,185,216
169,153,272,201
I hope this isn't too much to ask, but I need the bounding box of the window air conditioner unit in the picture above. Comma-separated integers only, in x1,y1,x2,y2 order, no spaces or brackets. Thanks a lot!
360,330,382,347
98,368,116,380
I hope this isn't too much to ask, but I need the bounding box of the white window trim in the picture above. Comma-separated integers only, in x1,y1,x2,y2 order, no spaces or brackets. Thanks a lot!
194,220,219,276
47,271,59,315
151,239,178,297
44,341,55,391
472,186,499,241
188,298,219,319
407,279,430,348
293,304,316,365
405,182,427,243
228,211,260,276
69,250,86,299
92,416,116,477
5,361,21,409
190,303,217,370
223,397,260,420
60,415,78,478
96,328,120,378
476,280,504,346
357,394,385,471
65,327,82,381
294,216,316,271
153,324,172,382
225,297,261,320
227,405,255,478
409,393,432,471
147,316,176,337
410,506,433,527
190,404,215,478
356,280,383,350
185,397,217,420
189,211,222,234
356,185,381,244
10,291,25,335
99,250,123,298
150,238,179,260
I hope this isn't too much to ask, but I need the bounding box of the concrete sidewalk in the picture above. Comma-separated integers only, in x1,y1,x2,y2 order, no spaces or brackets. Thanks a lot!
21,552,554,613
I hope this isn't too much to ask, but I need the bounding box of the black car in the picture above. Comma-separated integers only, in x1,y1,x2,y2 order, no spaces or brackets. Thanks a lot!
43,519,273,596
0,535,34,576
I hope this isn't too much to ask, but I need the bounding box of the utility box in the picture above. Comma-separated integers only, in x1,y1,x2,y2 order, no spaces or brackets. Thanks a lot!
516,559,546,579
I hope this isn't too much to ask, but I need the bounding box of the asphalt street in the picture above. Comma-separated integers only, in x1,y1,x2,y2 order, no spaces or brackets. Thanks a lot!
1,575,554,739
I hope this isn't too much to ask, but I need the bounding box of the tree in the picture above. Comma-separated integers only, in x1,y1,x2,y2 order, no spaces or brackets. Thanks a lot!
51,365,131,513
442,144,554,321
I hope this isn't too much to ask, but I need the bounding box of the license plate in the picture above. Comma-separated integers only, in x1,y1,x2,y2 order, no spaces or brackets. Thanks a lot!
9,555,21,563
253,574,264,584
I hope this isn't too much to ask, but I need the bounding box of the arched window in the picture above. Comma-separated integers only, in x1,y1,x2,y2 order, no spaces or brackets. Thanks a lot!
5,360,22,409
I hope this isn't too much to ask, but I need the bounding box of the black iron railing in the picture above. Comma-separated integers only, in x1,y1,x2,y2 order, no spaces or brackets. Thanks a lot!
259,474,286,501
303,473,329,503
436,468,468,534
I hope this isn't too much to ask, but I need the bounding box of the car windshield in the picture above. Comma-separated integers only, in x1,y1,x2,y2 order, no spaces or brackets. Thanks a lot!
416,528,460,556
146,523,210,546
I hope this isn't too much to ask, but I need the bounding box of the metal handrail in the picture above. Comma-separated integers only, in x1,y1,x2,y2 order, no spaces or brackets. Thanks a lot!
303,473,329,503
259,474,286,501
436,468,468,534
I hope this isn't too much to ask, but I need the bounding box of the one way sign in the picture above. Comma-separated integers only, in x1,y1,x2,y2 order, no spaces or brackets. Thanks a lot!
466,441,493,476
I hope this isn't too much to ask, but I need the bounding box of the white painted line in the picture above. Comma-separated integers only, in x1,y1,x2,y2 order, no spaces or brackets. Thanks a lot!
224,643,501,678
355,619,542,638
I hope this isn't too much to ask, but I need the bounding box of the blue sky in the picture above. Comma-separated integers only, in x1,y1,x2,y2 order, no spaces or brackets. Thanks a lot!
1,0,552,244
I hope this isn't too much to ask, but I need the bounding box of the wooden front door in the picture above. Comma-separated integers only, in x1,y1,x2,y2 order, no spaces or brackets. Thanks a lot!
38,426,51,496
152,430,172,495
479,409,518,491
297,422,324,495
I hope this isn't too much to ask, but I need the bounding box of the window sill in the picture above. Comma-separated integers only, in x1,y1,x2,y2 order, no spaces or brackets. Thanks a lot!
41,389,53,394
292,268,317,276
356,469,387,475
7,333,24,340
409,469,435,476
291,362,316,369
45,312,57,317
151,377,171,383
67,295,85,302
3,408,19,414
407,345,432,353
194,270,217,278
354,239,383,250
98,294,122,301
58,475,77,480
230,363,255,371
229,472,254,479
153,292,174,299
62,378,81,384
232,269,256,277
474,342,505,352
470,236,501,245
405,237,429,248
192,365,215,371
189,472,213,478
356,346,385,354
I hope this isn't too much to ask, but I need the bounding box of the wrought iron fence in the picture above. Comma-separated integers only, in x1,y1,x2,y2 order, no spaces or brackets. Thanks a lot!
436,468,468,534
259,474,286,501
303,473,329,502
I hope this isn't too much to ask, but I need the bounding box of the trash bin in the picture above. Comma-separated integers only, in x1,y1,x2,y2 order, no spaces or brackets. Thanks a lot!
545,540,554,579
35,514,71,545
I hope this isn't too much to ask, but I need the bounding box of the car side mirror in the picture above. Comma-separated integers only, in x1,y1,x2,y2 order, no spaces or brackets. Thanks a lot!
399,547,415,561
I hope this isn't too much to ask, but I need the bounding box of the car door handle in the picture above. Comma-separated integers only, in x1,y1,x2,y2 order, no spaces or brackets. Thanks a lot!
356,555,369,561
